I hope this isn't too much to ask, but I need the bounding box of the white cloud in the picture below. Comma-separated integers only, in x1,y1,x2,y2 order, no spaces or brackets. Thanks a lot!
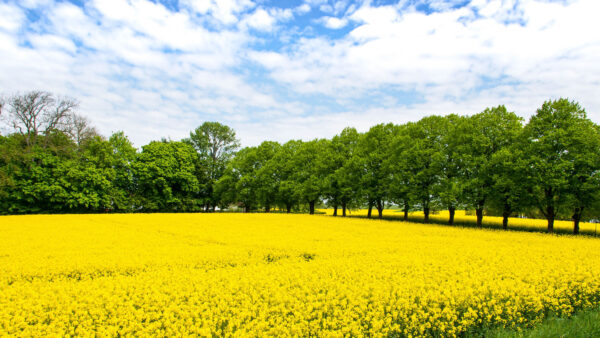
0,0,289,146
241,7,293,31
295,4,311,14
320,16,348,29
253,0,600,124
2,0,600,148
0,3,25,32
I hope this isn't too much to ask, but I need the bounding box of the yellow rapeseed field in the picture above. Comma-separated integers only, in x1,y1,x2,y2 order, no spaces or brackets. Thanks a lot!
322,209,600,234
1,213,600,336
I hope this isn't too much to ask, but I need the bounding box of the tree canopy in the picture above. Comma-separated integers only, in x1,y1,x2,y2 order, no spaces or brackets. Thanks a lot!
2,92,600,234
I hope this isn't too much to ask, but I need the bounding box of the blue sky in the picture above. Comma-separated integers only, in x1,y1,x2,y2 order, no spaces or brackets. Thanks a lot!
1,0,599,146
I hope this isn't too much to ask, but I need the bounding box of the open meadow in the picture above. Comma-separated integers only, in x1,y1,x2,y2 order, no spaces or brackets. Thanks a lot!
1,213,600,336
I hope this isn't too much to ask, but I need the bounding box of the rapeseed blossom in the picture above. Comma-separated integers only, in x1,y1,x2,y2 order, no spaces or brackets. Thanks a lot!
322,209,600,234
1,213,599,336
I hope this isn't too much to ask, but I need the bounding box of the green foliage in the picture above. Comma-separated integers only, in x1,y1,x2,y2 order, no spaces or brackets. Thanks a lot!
184,122,240,210
132,141,200,212
522,99,600,232
395,116,446,221
358,123,398,218
326,127,361,215
2,95,600,231
460,106,524,226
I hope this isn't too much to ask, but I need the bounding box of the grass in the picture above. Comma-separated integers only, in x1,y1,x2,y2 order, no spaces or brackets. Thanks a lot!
471,305,600,337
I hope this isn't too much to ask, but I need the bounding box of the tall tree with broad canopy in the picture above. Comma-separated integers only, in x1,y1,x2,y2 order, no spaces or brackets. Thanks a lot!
132,141,200,212
522,98,597,233
358,123,398,219
216,142,280,212
433,114,467,225
398,116,445,223
293,139,329,215
488,142,532,230
567,121,600,233
254,141,281,212
108,131,137,211
324,127,361,216
460,106,523,227
184,122,240,211
269,140,303,213
219,146,259,212
387,124,412,220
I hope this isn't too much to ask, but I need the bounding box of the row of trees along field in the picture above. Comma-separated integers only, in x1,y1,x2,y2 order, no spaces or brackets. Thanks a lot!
1,91,600,234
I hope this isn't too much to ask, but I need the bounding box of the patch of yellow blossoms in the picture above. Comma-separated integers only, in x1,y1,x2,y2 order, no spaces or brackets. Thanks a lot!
1,213,599,336
323,209,600,235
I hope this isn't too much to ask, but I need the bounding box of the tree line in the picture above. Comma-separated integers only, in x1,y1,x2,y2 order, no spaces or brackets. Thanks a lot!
1,91,599,234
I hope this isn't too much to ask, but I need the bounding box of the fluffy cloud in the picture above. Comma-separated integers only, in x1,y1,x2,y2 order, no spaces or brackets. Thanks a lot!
253,0,600,123
1,0,599,147
320,16,348,29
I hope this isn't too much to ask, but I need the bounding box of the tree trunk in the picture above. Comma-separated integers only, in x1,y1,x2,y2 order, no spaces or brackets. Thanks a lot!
448,206,455,226
546,205,555,233
333,205,338,216
544,189,555,233
502,203,511,230
204,204,209,212
244,205,250,213
547,217,554,233
342,201,347,217
376,199,383,219
572,207,584,235
423,206,430,223
286,204,291,213
367,202,373,218
309,201,315,215
403,203,409,221
265,205,270,213
476,208,483,228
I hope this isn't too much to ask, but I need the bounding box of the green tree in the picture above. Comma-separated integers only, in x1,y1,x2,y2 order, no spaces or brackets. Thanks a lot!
293,139,328,215
270,140,303,213
108,131,137,211
252,141,282,212
461,106,523,227
387,125,413,220
358,123,398,219
564,118,600,234
132,141,200,212
399,117,445,223
433,115,466,225
323,128,360,216
185,122,240,211
522,98,593,233
334,128,361,216
488,143,532,230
